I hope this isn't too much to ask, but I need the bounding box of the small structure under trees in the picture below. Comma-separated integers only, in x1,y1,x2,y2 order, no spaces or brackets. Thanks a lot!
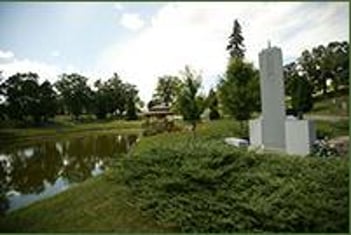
142,104,175,135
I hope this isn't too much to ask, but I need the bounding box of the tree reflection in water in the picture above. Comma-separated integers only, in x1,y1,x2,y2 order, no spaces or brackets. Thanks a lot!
0,133,137,213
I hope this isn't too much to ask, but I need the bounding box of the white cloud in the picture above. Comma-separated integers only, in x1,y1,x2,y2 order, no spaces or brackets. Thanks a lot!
114,3,124,11
0,51,100,88
0,50,15,64
120,13,145,31
97,2,349,103
51,50,61,57
0,48,94,85
0,50,14,59
0,58,60,82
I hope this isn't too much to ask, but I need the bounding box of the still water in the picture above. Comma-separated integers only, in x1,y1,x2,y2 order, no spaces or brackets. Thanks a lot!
0,133,137,213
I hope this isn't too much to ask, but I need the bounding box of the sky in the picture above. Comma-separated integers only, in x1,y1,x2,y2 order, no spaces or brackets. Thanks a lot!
0,1,349,102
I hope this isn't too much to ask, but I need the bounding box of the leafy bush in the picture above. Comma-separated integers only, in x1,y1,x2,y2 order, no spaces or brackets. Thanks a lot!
310,139,339,158
315,120,349,139
209,108,220,120
117,139,348,232
142,120,182,136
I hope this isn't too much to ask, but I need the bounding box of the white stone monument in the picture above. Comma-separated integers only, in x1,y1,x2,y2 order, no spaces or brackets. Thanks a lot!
249,43,316,156
249,44,286,151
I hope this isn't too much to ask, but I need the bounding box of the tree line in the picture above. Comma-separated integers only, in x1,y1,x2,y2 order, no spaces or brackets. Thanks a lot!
284,41,348,117
0,72,141,125
148,19,348,132
0,20,348,128
148,19,260,133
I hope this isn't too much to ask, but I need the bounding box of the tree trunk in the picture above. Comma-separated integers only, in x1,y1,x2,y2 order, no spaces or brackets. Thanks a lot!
33,115,41,126
322,79,328,95
297,111,303,120
333,77,339,94
239,121,244,138
191,122,197,139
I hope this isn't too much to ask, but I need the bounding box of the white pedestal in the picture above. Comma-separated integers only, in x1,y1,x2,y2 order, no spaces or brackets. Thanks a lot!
285,120,316,156
224,137,249,147
249,118,262,147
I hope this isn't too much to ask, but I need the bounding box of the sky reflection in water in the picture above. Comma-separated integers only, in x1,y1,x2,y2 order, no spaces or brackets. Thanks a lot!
0,134,137,213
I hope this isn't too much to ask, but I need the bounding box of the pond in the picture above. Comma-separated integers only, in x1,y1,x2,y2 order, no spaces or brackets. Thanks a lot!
0,133,138,213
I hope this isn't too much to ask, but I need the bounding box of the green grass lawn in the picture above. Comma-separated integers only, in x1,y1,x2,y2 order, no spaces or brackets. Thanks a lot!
0,172,168,232
0,118,143,147
315,119,349,139
309,92,349,116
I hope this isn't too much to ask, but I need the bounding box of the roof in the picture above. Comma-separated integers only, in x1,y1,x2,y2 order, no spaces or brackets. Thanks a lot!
149,104,170,112
142,110,174,117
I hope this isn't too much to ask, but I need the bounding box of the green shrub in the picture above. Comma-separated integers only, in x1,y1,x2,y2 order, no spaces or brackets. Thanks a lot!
315,120,349,139
310,139,339,158
118,139,349,232
142,119,182,137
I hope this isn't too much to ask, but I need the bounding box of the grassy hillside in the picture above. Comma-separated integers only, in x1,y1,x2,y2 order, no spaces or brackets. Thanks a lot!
309,90,349,116
0,173,168,232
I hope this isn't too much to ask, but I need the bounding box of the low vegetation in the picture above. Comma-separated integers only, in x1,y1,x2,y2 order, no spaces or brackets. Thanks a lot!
118,138,349,232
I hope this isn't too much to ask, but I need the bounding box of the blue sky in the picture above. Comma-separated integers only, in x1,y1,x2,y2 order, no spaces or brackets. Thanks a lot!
0,2,161,71
0,2,349,102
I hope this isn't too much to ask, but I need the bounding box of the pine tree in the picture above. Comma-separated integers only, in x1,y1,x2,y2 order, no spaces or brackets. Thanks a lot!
226,19,245,59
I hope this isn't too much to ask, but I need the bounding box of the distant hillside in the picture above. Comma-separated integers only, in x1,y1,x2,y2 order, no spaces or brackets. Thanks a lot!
309,88,349,116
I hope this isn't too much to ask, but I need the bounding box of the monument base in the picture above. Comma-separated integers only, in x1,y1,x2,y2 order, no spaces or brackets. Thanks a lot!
224,137,249,148
249,118,316,156
285,119,316,156
249,118,262,147
249,118,286,152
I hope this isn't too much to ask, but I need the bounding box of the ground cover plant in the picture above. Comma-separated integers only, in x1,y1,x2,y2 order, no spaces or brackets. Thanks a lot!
118,138,349,232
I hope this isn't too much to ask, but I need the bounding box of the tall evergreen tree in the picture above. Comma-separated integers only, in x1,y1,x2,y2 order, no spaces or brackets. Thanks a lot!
221,19,259,135
226,19,245,59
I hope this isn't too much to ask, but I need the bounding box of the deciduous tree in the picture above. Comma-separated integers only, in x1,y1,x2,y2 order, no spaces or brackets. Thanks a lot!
177,66,205,134
153,75,181,107
218,59,260,128
55,73,93,120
